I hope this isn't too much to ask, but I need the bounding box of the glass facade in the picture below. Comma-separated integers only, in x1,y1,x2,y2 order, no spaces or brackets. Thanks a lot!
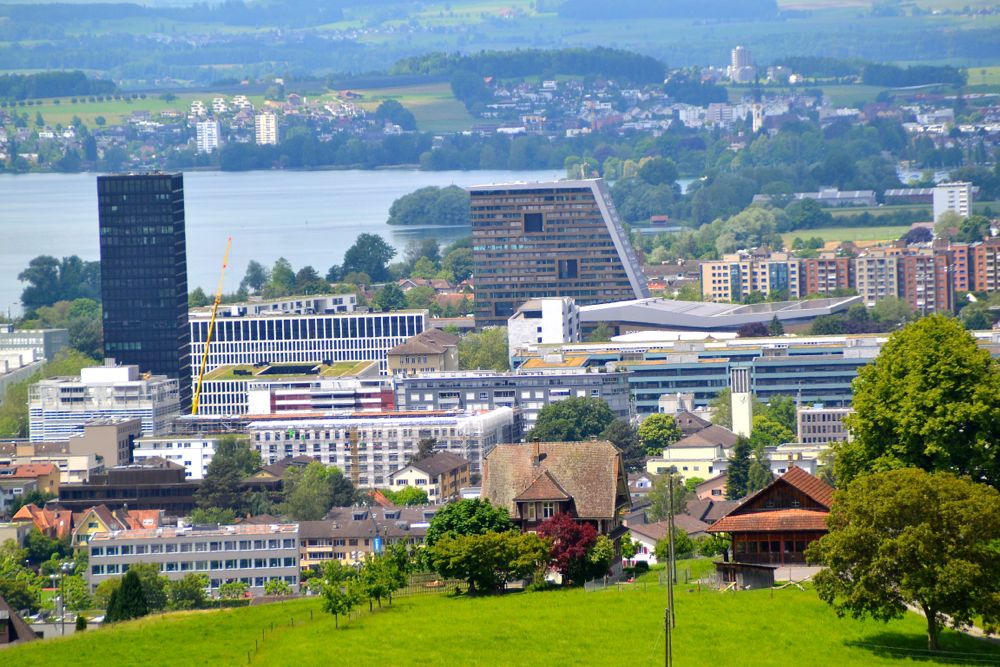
98,173,192,408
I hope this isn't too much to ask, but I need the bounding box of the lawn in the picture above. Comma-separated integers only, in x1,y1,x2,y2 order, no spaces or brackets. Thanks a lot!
4,93,266,129
345,82,473,133
7,573,999,666
782,225,912,246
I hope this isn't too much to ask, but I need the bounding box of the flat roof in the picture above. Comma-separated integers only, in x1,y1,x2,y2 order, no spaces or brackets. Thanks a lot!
580,296,862,330
203,360,375,382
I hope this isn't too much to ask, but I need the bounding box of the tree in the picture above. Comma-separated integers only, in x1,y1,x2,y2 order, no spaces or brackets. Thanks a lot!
281,462,354,521
807,469,1000,651
264,578,291,596
240,260,269,293
373,283,407,312
528,397,616,442
647,474,688,522
638,414,682,456
358,551,406,610
767,315,784,336
75,613,87,631
218,581,249,599
94,577,121,609
933,210,963,241
586,323,614,342
195,436,259,515
188,287,210,308
441,246,473,283
404,238,442,267
62,574,91,611
428,531,549,595
17,255,100,313
410,256,437,279
621,533,640,561
458,327,509,371
870,296,914,329
343,234,396,283
404,286,436,311
655,527,696,560
759,395,796,435
425,498,513,547
189,507,236,525
698,534,729,557
381,486,429,506
838,315,1000,488
20,298,103,359
726,437,752,500
412,437,436,462
537,513,599,584
737,322,768,337
0,578,36,612
638,157,678,186
708,388,732,429
374,99,417,131
106,569,148,622
749,415,793,449
127,562,168,612
264,257,296,297
322,576,362,628
746,445,773,493
9,490,56,517
294,266,328,295
167,573,208,610
601,418,643,470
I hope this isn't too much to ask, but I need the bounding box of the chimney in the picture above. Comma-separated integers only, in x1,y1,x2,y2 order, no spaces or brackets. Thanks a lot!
531,440,541,466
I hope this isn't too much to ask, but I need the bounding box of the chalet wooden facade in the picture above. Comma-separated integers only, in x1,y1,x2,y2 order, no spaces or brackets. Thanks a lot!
707,466,833,567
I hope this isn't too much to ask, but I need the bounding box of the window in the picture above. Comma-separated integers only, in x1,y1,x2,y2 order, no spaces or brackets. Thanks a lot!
524,212,543,233
557,259,578,279
542,502,555,518
527,503,536,521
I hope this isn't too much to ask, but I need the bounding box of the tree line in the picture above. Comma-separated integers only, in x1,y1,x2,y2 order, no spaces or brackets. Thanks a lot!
0,71,116,101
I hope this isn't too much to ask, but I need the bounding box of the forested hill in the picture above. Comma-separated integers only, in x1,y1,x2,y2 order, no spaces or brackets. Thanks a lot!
557,0,778,20
393,48,667,87
0,71,115,101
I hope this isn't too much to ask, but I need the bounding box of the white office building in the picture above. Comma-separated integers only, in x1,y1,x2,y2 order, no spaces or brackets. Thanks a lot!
28,364,180,442
247,407,516,485
254,112,278,145
933,182,972,221
189,309,427,376
507,298,581,360
133,436,217,479
195,120,220,154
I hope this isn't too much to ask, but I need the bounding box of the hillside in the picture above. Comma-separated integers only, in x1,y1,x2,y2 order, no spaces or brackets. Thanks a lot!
7,574,999,666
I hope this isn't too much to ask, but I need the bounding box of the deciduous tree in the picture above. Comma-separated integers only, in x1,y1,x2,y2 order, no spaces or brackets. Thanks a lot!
195,436,259,516
425,498,512,547
458,327,508,371
428,531,549,594
528,397,616,442
373,283,407,311
839,315,1000,488
807,469,1000,650
343,233,396,282
638,414,682,456
601,418,643,470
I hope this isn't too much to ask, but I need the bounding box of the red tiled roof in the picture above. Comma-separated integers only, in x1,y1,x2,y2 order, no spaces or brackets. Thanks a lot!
6,463,57,478
514,470,571,502
708,509,829,533
779,466,834,508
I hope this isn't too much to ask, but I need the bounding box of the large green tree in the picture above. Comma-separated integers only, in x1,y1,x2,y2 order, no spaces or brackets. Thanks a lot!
638,414,682,456
373,283,407,312
726,437,752,500
457,327,509,372
807,469,1000,650
106,569,148,622
428,531,549,594
342,233,396,283
425,499,512,547
600,418,643,470
527,397,616,442
194,436,260,516
281,462,355,520
839,315,1000,488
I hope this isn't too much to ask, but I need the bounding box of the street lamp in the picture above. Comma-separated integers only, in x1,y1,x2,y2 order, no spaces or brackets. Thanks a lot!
60,561,74,635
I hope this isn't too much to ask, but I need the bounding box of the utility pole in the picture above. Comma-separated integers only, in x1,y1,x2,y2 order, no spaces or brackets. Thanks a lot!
667,471,676,627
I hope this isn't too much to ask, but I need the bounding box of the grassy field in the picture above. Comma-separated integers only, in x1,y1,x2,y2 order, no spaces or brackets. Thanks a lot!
783,225,911,246
346,82,473,133
7,573,999,666
4,93,266,128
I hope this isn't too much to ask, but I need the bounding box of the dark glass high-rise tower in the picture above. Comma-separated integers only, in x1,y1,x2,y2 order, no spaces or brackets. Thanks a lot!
97,173,191,408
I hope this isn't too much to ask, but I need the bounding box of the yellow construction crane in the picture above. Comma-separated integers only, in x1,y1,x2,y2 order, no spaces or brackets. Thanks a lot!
191,237,232,415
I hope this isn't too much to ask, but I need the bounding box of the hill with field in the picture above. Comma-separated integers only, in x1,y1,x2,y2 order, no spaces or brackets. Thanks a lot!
6,566,999,666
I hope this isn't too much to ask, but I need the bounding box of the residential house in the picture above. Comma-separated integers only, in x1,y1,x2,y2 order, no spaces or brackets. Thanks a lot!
645,424,739,481
694,474,728,500
386,329,460,377
387,452,471,503
299,505,437,569
708,467,833,588
0,464,60,511
482,441,630,541
71,504,163,547
11,503,73,540
625,516,711,565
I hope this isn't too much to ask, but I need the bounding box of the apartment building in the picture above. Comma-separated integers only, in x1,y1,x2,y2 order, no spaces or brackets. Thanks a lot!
246,407,516,485
801,256,851,295
87,523,300,596
933,181,972,221
797,405,853,445
195,120,220,154
254,112,278,145
299,506,434,569
971,238,1000,293
700,252,802,302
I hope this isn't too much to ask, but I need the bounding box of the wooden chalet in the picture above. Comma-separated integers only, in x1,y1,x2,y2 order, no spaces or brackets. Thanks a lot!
707,467,833,588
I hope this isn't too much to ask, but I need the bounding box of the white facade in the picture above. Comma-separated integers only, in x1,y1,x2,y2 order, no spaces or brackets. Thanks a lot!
28,365,180,442
730,367,753,438
133,436,217,479
247,407,515,486
507,297,581,359
188,310,427,376
255,112,278,145
933,182,972,221
195,120,220,154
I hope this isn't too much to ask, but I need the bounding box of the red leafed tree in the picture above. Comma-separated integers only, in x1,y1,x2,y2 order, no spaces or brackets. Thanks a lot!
536,513,597,584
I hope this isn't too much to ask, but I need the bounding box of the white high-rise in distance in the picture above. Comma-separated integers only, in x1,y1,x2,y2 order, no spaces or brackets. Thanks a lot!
932,182,972,222
195,120,219,154
254,112,278,145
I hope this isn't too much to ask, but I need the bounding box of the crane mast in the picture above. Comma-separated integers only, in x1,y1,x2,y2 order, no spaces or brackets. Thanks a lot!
191,237,232,415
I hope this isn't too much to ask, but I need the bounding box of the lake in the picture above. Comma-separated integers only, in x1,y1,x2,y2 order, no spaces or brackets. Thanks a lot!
0,168,564,315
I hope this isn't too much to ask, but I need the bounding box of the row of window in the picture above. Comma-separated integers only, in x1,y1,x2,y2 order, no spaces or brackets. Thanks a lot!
92,538,296,556
91,559,296,575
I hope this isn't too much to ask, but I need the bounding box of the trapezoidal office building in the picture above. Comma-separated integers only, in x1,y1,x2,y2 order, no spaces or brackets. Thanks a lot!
98,173,192,408
469,179,649,327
